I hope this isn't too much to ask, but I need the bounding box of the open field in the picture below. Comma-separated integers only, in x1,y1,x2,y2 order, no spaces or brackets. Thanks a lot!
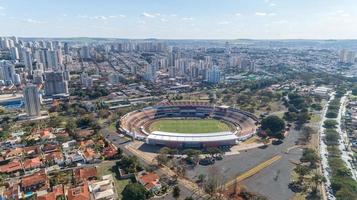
149,119,230,133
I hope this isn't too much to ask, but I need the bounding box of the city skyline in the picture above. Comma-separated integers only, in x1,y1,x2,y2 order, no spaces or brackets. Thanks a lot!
0,0,357,39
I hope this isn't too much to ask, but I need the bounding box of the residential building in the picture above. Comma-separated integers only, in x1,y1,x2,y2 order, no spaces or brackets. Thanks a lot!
44,71,69,96
23,84,41,116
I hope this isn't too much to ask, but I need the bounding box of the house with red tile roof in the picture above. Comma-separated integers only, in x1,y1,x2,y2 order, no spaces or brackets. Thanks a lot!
77,129,94,140
0,159,23,174
21,171,49,193
2,182,20,200
23,145,42,158
42,143,60,153
5,147,23,159
80,140,95,150
102,144,118,159
37,184,64,200
67,182,90,200
45,151,64,165
23,157,43,171
74,167,97,185
82,148,100,163
136,171,162,192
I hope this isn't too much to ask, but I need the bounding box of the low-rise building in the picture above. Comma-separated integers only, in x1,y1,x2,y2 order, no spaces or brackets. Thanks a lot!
136,171,162,192
89,174,115,200
67,182,90,200
74,167,97,185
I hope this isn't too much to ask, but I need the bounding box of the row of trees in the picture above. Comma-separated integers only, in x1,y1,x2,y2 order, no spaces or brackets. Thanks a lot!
322,94,357,199
290,148,325,198
283,92,311,128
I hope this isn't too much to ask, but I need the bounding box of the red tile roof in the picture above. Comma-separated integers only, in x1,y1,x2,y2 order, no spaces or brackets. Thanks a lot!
23,157,42,170
37,184,64,200
67,182,90,200
0,160,22,173
21,171,48,190
74,167,97,183
138,172,160,191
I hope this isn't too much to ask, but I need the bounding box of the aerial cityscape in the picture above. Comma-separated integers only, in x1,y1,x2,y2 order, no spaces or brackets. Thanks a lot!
0,0,357,200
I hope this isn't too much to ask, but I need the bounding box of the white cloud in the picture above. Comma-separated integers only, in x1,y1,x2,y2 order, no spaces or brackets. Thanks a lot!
269,3,276,7
23,18,45,24
93,16,108,20
268,12,276,16
255,12,267,16
77,15,126,20
160,18,168,22
141,12,156,18
0,6,5,10
181,17,194,21
235,13,242,16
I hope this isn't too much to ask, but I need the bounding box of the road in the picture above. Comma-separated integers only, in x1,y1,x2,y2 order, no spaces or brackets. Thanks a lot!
186,127,303,200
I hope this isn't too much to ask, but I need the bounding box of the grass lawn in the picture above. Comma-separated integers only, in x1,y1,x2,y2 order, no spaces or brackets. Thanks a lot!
97,161,130,199
310,114,322,123
108,122,117,132
149,119,231,133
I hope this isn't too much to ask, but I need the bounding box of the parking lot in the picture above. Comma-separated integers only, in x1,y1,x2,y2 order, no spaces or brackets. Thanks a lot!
186,128,303,200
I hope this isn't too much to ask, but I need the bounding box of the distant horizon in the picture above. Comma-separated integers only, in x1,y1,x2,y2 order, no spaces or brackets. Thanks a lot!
1,0,357,39
3,36,357,41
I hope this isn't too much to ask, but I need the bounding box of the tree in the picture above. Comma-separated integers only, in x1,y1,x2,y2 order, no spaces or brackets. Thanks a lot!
261,115,285,137
66,120,77,135
300,148,319,168
122,183,147,200
323,120,338,129
172,185,181,200
310,173,326,193
206,147,222,157
294,164,310,184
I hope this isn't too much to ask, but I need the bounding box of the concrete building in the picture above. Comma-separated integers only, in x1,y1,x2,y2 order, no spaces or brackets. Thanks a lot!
44,71,69,96
206,65,221,84
22,49,33,73
23,85,41,116
0,60,16,85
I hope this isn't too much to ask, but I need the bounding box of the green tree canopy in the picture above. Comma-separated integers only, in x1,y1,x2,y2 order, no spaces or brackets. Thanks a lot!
261,115,285,136
122,183,147,200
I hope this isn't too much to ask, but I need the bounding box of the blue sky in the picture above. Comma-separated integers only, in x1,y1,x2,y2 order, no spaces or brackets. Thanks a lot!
0,0,356,39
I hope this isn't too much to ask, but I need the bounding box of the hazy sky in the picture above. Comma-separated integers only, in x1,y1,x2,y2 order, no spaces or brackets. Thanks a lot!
0,0,356,39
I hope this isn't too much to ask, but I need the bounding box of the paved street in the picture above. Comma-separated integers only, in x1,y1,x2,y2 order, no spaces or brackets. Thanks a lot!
186,128,303,200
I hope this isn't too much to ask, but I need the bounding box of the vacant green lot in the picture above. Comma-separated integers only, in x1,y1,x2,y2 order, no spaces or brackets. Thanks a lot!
149,119,230,133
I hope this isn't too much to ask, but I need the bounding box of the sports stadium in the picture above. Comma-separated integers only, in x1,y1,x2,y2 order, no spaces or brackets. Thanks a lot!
119,101,259,148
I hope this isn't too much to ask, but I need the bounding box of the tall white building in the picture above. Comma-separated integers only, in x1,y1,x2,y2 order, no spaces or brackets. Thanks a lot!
145,64,156,82
0,60,16,85
23,85,41,116
206,65,221,84
22,49,33,73
10,47,20,60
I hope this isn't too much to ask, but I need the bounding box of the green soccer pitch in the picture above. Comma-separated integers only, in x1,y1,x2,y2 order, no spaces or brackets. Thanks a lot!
149,119,231,134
